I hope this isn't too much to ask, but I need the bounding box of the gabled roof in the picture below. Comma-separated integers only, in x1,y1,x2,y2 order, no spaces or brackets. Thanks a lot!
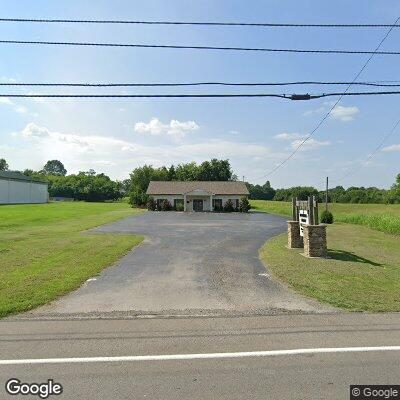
147,181,249,195
0,171,47,184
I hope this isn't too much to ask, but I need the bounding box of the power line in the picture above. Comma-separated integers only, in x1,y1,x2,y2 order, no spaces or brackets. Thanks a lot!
1,39,400,55
254,14,400,181
0,18,399,28
333,117,400,183
3,91,400,99
2,81,400,88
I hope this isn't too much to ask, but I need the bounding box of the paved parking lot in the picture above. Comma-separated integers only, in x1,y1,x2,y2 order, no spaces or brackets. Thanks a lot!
35,212,329,315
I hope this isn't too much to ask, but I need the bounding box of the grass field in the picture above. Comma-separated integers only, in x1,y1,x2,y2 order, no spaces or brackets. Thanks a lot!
260,223,400,312
251,200,400,235
0,202,144,318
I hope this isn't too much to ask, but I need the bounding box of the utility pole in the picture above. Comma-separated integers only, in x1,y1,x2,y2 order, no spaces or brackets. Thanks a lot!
325,176,329,211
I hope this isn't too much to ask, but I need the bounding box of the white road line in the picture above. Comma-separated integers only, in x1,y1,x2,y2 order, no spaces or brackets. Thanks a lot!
1,346,400,365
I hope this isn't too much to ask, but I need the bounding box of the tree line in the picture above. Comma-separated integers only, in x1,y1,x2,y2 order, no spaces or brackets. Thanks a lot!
248,178,400,204
1,157,399,204
1,159,121,202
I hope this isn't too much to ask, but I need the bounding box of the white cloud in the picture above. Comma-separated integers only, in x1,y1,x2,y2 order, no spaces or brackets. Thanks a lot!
274,132,307,140
134,118,199,141
22,123,50,138
382,144,400,152
303,103,359,122
0,97,13,105
14,105,29,114
290,138,331,151
13,123,282,178
330,105,359,122
0,97,33,115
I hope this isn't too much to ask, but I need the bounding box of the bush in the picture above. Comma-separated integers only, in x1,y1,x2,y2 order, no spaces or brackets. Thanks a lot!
320,210,334,224
161,199,172,211
175,202,184,211
129,187,148,207
147,198,156,211
223,199,235,212
239,197,251,213
213,203,223,212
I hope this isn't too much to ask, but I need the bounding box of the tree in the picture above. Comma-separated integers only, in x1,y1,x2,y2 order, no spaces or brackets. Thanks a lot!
239,197,251,213
42,160,67,176
247,181,276,200
0,158,9,171
198,159,236,181
387,173,400,203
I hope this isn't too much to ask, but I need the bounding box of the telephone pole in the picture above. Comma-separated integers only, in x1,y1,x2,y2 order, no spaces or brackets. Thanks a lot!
325,177,329,211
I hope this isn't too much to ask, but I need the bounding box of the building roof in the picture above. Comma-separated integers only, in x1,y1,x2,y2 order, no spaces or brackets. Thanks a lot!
0,171,48,184
147,181,249,195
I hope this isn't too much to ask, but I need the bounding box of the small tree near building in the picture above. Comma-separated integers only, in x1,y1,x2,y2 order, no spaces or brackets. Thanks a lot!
223,199,235,212
161,199,172,211
239,197,251,213
147,198,156,211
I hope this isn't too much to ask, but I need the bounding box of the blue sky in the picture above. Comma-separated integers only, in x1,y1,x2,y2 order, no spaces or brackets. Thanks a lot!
1,0,400,189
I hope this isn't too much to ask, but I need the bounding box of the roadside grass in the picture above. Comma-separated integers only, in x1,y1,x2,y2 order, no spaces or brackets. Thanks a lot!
260,223,400,312
0,202,144,318
251,200,400,235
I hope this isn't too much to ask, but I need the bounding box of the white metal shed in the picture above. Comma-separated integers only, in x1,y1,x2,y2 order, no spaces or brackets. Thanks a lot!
0,171,49,204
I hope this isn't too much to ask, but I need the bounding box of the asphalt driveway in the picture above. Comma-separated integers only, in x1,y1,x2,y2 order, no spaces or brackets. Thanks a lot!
35,212,329,315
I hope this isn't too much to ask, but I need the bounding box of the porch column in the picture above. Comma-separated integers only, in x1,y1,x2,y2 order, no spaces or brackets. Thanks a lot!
210,194,213,211
184,193,187,211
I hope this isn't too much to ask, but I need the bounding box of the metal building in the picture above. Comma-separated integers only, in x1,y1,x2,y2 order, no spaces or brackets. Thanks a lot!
0,171,48,204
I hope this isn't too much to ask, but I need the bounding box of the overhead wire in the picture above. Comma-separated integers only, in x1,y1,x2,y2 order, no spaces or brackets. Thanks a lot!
253,15,400,181
0,18,399,28
1,39,400,55
1,81,400,88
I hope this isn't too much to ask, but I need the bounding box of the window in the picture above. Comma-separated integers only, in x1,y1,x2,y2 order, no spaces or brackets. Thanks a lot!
156,199,166,209
213,199,222,210
174,199,184,209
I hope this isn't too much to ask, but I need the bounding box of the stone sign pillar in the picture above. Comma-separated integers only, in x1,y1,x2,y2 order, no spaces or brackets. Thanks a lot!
303,225,327,258
287,221,303,249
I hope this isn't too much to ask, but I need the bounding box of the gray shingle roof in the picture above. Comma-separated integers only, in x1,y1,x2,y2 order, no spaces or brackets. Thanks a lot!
0,171,47,184
147,181,249,195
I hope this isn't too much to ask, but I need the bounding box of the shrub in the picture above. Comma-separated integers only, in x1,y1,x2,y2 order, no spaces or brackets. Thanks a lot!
213,203,223,212
175,202,184,211
129,187,148,207
161,199,172,211
147,198,156,211
239,197,251,213
223,199,235,212
320,210,334,224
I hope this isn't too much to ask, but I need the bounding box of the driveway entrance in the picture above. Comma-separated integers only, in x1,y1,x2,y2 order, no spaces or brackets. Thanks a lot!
36,212,329,315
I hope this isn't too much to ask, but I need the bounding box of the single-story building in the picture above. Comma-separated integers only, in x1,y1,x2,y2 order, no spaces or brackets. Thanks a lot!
0,171,49,204
146,181,249,212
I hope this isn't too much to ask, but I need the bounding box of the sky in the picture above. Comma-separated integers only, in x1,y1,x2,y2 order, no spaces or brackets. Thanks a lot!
1,0,400,189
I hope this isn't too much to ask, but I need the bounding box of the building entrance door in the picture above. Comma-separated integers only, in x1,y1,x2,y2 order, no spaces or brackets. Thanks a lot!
193,199,203,212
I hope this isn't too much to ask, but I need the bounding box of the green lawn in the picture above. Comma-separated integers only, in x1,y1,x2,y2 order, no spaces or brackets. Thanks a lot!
260,223,400,312
0,202,144,318
251,200,400,235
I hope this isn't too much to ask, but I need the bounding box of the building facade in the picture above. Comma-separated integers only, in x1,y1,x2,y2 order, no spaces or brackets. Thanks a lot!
146,181,249,212
0,171,49,204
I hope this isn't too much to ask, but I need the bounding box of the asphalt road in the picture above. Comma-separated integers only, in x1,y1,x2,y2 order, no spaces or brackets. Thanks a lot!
33,212,328,316
1,313,400,399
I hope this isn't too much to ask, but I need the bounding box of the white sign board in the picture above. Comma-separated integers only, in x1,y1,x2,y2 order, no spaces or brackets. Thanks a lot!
299,209,309,237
